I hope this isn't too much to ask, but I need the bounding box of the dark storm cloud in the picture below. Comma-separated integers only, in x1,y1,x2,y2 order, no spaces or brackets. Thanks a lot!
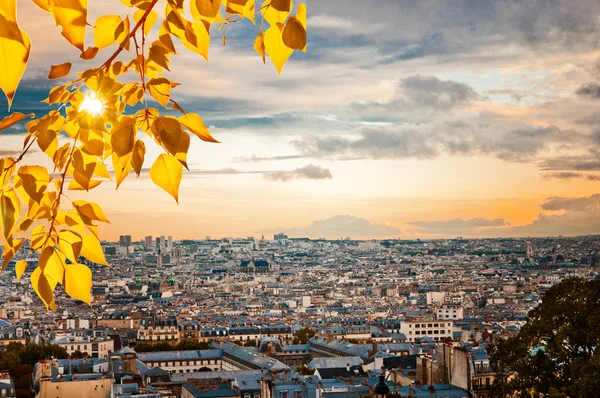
263,164,332,182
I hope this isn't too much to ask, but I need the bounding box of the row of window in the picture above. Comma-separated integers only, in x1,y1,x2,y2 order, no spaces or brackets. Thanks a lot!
411,330,451,335
146,359,220,367
410,323,449,328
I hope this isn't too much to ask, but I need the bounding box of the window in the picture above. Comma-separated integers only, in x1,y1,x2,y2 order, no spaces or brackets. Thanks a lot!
296,391,302,398
281,392,288,398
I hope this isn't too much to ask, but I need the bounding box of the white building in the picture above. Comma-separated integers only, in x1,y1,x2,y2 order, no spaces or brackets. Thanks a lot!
436,306,464,320
400,320,454,342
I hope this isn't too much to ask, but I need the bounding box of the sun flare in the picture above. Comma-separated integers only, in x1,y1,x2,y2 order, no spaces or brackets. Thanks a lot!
79,92,104,116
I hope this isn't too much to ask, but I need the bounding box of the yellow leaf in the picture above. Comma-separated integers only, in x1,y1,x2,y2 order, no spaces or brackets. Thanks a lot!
225,0,247,16
132,139,146,176
31,0,51,12
48,62,72,79
150,153,182,203
296,3,306,51
262,0,292,26
58,230,83,264
50,0,88,52
254,30,266,64
80,46,99,60
111,152,132,188
17,165,50,203
110,115,137,157
282,16,305,51
191,0,221,22
0,0,31,109
270,0,291,12
80,233,108,265
1,189,18,240
264,23,293,74
31,267,56,311
151,116,189,161
134,9,157,36
64,263,92,304
93,14,121,50
15,259,27,281
116,16,131,50
39,246,65,285
159,22,177,53
177,20,210,61
147,77,171,107
244,0,255,24
178,113,219,143
148,42,171,71
73,200,110,223
2,239,23,271
0,112,34,132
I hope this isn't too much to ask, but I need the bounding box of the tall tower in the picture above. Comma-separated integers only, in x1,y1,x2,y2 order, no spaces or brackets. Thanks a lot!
526,240,535,258
157,247,163,268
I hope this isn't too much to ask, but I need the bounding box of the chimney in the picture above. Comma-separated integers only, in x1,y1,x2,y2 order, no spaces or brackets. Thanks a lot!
371,342,378,356
346,363,350,372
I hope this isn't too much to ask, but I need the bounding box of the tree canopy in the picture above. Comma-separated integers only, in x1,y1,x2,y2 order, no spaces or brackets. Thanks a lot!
488,277,600,398
0,0,306,310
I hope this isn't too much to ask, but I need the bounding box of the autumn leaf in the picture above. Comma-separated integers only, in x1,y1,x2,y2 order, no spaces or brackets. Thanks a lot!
110,115,137,157
15,260,27,281
0,0,31,109
50,0,89,52
264,23,293,74
0,112,35,132
94,15,122,50
64,263,92,304
254,30,266,64
48,64,72,82
132,139,146,176
147,77,171,107
179,113,219,143
282,16,306,51
191,0,221,22
150,153,182,203
80,233,108,265
31,267,57,311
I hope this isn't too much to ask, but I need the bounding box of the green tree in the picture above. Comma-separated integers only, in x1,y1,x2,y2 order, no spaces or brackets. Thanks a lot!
295,326,316,344
243,339,257,347
69,350,88,359
488,278,600,398
295,364,314,375
0,351,21,370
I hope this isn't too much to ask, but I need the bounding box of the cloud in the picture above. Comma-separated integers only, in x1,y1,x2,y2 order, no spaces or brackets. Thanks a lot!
293,123,587,161
407,194,600,238
542,171,600,181
543,171,584,180
575,83,600,99
541,194,600,212
269,215,400,238
503,194,600,237
233,155,303,163
408,217,510,235
538,153,600,171
263,164,332,182
349,75,478,123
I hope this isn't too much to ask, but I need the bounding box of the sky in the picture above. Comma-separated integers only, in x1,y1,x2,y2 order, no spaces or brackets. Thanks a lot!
2,0,600,240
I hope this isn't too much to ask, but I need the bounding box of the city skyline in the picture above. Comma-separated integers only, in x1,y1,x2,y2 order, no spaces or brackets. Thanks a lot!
2,0,600,240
